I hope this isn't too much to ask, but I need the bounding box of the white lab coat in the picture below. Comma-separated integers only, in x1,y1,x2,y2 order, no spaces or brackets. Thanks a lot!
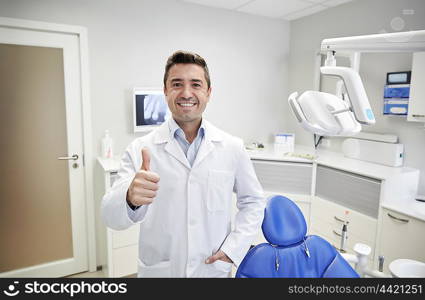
101,119,265,277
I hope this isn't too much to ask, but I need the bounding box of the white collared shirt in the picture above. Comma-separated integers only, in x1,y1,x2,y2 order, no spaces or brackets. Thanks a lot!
168,117,205,167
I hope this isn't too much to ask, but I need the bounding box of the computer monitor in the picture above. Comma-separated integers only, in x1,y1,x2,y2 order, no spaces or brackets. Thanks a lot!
133,88,170,132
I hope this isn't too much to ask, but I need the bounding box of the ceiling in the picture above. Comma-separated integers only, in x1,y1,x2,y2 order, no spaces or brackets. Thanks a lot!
180,0,354,21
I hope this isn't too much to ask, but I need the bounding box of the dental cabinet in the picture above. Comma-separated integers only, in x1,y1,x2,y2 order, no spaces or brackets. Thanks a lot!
312,166,380,262
377,208,425,274
248,145,421,271
407,52,425,122
97,145,421,277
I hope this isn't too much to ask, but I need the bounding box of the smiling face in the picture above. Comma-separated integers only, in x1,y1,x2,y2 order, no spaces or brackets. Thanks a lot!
164,63,211,125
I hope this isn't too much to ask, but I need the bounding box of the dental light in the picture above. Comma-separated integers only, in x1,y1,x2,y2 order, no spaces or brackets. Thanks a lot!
289,30,425,137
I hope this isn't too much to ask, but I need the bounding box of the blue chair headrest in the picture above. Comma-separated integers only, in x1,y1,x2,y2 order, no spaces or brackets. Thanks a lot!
262,195,307,246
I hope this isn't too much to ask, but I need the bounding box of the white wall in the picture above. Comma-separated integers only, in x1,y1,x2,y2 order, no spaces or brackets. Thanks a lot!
0,0,290,149
0,0,290,266
288,0,425,195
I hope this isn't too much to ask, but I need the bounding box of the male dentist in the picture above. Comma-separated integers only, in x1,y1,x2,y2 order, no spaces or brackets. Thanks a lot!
102,50,265,277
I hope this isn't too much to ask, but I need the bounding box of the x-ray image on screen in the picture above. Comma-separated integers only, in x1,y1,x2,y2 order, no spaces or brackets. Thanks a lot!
135,94,169,126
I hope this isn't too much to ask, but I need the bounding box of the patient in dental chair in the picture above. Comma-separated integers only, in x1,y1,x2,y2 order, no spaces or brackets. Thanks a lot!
235,195,359,278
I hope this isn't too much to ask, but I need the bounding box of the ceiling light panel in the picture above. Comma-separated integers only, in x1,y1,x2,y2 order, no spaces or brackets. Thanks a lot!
323,0,353,7
305,0,328,3
182,0,252,10
237,0,314,18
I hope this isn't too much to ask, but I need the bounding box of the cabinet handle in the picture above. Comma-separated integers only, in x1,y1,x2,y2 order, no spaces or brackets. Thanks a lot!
333,230,342,237
412,114,425,118
387,213,409,223
334,216,347,223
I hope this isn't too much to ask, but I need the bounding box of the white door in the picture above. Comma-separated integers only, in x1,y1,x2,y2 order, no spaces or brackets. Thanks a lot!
0,23,88,277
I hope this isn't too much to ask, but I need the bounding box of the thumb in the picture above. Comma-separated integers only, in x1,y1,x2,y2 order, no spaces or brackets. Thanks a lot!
141,148,150,171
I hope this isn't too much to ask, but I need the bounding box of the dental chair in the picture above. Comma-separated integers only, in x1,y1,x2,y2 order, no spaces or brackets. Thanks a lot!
235,195,359,278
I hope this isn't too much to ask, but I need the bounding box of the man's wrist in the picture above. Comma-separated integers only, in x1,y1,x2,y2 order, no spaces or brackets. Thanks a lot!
126,190,141,211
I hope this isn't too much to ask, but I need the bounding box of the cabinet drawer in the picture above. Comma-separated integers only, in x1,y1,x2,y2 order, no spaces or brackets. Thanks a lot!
310,218,375,260
311,197,377,244
252,160,312,194
379,209,425,274
408,52,425,121
112,225,139,249
110,171,119,188
316,165,381,218
112,245,138,277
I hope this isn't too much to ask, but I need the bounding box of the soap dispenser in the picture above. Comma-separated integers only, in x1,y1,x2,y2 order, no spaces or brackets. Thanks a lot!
101,130,113,159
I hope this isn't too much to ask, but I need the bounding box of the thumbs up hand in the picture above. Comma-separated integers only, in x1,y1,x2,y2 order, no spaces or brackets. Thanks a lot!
140,148,151,171
126,148,160,207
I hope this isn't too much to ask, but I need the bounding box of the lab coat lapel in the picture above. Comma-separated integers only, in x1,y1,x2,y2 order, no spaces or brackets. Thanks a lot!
153,120,191,169
192,120,223,169
164,139,191,169
192,138,214,169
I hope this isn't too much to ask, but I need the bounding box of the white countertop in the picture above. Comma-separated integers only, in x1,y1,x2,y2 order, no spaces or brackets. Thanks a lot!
246,144,315,163
381,200,425,222
247,143,419,181
247,143,422,222
97,156,121,172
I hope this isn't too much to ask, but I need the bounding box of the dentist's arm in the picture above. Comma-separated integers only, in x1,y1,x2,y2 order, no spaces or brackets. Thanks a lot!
217,140,266,267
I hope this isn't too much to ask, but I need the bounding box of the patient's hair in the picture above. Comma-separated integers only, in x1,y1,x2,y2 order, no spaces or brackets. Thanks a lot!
163,50,211,89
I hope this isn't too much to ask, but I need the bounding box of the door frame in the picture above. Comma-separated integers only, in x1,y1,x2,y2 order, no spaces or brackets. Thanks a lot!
0,17,97,273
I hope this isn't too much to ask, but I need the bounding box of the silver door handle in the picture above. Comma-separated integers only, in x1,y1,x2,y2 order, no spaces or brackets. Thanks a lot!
57,154,79,161
387,213,409,223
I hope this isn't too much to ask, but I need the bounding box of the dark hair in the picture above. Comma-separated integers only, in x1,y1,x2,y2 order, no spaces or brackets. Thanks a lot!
163,50,211,89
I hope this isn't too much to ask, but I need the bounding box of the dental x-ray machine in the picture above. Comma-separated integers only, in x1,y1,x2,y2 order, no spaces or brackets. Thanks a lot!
288,30,425,277
289,29,425,138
